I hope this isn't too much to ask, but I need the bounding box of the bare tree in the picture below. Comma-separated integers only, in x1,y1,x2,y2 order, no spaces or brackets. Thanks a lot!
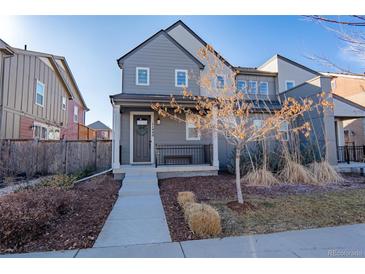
152,45,329,204
305,15,365,73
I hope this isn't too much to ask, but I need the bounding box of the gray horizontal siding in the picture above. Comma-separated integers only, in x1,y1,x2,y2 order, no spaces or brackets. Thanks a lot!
236,74,278,101
122,33,201,96
120,107,211,164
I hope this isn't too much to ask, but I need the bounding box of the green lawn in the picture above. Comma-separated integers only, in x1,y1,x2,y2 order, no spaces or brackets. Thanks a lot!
210,188,365,236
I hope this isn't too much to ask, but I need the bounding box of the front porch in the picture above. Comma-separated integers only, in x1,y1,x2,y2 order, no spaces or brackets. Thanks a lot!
333,94,365,165
110,94,219,178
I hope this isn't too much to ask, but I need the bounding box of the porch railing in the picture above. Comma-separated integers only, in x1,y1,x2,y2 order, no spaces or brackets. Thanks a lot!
337,145,365,164
155,144,213,166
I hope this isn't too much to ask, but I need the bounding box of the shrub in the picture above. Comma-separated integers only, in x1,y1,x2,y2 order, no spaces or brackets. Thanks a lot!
38,174,77,189
177,191,196,210
74,166,95,180
226,142,284,176
243,168,280,186
184,203,222,237
0,188,77,248
279,160,317,184
310,161,344,184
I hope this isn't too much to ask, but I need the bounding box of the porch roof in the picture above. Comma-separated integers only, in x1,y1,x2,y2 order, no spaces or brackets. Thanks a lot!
333,94,365,119
110,93,282,111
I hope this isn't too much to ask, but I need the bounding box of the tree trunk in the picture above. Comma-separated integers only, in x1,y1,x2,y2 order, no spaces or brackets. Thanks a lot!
235,147,244,204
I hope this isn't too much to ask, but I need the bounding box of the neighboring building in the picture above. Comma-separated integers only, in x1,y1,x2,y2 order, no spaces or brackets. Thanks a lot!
322,72,365,147
87,120,112,140
0,39,88,140
110,20,365,178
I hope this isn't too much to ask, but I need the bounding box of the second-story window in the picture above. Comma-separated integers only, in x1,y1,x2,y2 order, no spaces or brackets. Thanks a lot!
35,80,45,107
175,69,188,87
237,80,246,93
259,82,269,95
248,81,257,94
285,80,295,90
62,96,67,111
253,119,263,129
74,105,78,123
136,67,150,86
216,75,225,89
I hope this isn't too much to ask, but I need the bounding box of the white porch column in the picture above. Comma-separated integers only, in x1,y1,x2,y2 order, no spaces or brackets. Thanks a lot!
336,119,345,146
112,104,121,169
212,107,219,168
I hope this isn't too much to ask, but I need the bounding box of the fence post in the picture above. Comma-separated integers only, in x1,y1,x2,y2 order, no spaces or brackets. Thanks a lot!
65,141,68,175
345,146,350,164
353,143,356,161
94,140,98,172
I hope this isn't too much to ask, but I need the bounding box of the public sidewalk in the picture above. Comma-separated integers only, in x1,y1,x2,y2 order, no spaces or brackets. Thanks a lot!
1,224,365,258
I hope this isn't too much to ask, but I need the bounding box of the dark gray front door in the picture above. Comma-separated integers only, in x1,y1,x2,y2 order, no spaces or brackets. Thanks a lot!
133,115,151,162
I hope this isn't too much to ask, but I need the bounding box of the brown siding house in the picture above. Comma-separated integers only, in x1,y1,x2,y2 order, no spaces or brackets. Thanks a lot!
0,39,89,140
87,121,111,140
324,73,365,146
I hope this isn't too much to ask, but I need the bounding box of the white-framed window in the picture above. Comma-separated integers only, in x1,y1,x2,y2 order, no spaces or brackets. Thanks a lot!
248,81,257,94
237,80,247,92
186,114,201,141
175,69,188,87
62,96,67,110
285,80,295,90
74,105,79,123
280,121,289,141
35,80,45,107
216,75,225,89
253,119,263,129
259,82,269,95
136,67,150,86
48,128,60,140
33,123,48,140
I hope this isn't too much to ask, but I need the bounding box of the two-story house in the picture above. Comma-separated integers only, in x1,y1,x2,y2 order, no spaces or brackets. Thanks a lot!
110,20,365,178
0,39,88,140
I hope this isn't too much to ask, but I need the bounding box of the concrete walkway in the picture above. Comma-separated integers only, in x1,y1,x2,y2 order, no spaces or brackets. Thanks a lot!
93,170,171,247
1,224,364,258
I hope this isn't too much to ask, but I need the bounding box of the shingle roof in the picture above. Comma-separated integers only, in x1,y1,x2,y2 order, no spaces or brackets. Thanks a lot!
87,121,111,131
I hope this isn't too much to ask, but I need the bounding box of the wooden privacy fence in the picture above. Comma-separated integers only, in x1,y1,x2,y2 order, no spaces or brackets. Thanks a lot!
78,124,96,140
0,139,112,178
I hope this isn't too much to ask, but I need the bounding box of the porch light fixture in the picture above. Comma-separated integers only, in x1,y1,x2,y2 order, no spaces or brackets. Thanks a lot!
156,117,161,125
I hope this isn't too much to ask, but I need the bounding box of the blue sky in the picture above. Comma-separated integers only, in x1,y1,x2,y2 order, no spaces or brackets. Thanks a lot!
0,16,362,127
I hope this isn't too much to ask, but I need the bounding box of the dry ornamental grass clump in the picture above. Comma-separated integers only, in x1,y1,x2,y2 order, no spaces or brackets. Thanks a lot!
177,191,196,210
243,168,280,186
279,160,317,184
310,161,344,184
177,191,222,237
184,202,222,237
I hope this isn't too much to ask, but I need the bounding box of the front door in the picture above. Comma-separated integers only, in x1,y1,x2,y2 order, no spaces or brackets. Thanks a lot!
133,115,151,162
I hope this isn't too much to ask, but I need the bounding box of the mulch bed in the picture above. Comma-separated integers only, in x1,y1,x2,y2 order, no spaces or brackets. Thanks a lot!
0,174,121,254
159,172,365,241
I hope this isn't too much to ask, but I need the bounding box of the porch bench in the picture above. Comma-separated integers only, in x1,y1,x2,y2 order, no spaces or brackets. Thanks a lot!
164,155,192,165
